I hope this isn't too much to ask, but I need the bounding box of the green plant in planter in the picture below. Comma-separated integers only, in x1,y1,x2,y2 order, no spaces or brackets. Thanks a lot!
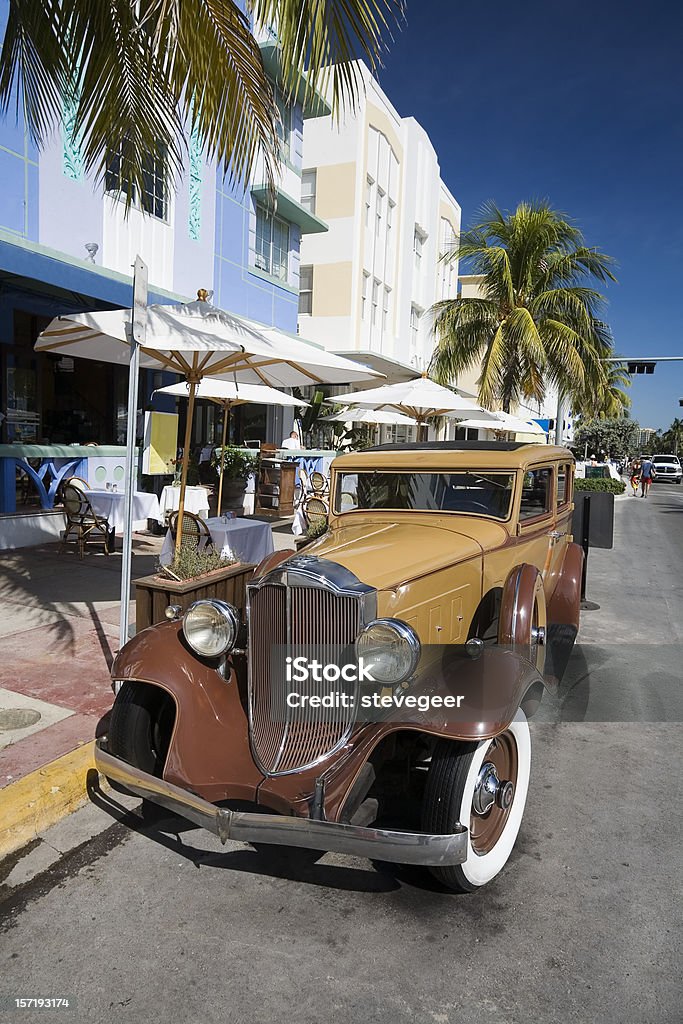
305,517,328,540
157,546,236,582
211,446,259,479
574,477,625,494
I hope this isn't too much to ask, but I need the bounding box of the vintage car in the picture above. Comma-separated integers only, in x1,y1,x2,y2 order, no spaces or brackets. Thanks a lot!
96,441,583,893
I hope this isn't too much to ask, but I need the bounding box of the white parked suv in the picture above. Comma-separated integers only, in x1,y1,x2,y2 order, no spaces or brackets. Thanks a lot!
650,454,682,484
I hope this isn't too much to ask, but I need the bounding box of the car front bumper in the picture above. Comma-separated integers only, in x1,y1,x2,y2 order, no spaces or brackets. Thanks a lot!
95,741,468,867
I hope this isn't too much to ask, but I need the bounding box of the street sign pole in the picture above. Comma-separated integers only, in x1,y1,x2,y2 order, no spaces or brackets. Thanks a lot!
555,392,566,446
119,256,148,648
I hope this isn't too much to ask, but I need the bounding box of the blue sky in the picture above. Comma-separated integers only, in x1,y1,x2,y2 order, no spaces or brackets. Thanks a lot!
377,0,683,429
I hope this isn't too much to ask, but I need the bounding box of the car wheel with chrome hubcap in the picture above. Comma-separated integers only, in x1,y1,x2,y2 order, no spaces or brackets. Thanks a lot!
421,709,531,892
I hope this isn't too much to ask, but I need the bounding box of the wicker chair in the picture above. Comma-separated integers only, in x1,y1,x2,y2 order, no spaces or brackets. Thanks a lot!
168,510,214,552
303,495,329,530
60,484,112,558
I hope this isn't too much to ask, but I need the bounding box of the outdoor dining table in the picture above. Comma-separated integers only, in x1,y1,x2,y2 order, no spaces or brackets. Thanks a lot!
159,516,274,567
87,489,162,533
158,484,211,525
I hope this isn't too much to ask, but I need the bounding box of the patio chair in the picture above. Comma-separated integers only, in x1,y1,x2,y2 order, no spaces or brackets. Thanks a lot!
303,495,329,531
60,483,112,559
168,510,214,552
294,466,311,511
64,475,90,490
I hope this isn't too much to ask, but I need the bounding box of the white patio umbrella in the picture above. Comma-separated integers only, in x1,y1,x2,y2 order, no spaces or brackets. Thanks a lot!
36,288,381,643
37,292,381,545
155,379,308,513
458,411,546,435
335,375,499,439
321,406,417,426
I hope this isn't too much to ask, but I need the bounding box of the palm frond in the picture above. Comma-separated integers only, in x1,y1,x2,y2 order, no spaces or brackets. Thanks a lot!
249,0,405,116
0,0,401,209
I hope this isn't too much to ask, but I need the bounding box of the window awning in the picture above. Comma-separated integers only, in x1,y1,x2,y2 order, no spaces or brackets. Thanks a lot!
251,186,328,235
259,42,331,119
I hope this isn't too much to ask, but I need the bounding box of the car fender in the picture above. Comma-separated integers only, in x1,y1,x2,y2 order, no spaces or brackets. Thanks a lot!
547,542,584,632
111,621,264,802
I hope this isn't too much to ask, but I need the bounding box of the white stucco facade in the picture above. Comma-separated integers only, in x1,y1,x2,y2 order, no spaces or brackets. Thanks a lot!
298,63,461,375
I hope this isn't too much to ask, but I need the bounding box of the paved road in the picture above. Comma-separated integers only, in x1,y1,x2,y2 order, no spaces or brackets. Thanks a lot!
1,485,681,1024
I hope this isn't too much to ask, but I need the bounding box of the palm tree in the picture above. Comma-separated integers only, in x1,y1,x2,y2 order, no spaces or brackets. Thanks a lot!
0,0,403,207
429,201,618,413
575,359,631,419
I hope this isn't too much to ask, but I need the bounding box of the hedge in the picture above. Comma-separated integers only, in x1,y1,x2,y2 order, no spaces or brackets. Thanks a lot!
574,478,626,494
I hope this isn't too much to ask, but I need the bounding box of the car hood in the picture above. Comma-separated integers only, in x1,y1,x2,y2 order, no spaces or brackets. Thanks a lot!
305,516,509,592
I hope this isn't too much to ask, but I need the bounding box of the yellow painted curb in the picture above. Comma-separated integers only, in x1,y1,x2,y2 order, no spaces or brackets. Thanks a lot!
0,741,96,859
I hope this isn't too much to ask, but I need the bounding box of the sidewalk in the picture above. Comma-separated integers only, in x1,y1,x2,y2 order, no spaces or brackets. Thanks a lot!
0,535,160,853
0,522,296,855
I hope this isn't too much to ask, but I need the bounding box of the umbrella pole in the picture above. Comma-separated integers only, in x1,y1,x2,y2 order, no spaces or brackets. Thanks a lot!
216,401,229,515
175,378,198,556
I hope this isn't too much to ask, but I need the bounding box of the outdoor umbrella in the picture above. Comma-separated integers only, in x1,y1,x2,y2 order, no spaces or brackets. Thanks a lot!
457,411,546,435
321,406,417,426
37,292,381,538
334,375,499,439
155,379,308,514
36,287,381,643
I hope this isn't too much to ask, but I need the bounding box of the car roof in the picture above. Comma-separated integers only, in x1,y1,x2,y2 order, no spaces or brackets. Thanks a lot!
333,442,574,471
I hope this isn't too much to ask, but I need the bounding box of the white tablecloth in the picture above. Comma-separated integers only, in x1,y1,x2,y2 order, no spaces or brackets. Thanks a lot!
158,485,210,525
88,490,162,533
159,516,274,566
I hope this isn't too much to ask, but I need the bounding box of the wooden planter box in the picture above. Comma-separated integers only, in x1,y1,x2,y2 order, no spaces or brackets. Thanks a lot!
134,561,255,632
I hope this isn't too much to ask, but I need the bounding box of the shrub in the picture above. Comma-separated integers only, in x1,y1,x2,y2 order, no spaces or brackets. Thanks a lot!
211,446,259,479
157,546,236,581
574,478,625,494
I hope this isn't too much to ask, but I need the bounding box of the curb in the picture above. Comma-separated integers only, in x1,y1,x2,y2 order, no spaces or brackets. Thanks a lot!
0,742,96,859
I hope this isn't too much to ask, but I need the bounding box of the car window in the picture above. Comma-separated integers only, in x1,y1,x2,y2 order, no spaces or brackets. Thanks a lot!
557,464,571,506
520,467,553,520
335,471,515,519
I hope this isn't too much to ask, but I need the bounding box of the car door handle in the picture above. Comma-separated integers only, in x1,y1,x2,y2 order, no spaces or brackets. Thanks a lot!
547,530,564,539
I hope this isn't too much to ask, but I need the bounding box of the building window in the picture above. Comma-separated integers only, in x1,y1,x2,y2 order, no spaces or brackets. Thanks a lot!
105,141,168,220
301,170,317,214
254,204,289,281
372,279,380,326
365,176,373,227
299,265,313,315
413,227,425,268
382,286,391,333
410,304,421,361
361,271,370,319
274,85,291,161
387,198,395,232
376,187,385,238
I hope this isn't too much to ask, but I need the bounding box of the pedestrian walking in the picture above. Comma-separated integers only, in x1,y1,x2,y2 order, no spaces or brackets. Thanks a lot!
629,459,641,496
640,456,656,497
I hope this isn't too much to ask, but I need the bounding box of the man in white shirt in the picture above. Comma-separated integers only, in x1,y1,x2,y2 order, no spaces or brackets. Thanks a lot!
281,430,300,450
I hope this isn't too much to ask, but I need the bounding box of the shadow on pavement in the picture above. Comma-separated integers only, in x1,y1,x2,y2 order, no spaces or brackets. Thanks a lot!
87,771,402,894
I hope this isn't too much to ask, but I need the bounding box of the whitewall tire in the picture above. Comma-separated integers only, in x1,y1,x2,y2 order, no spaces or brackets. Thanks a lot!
422,709,531,892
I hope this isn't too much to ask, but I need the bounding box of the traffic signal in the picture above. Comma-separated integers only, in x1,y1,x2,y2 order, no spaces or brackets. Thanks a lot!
627,361,656,374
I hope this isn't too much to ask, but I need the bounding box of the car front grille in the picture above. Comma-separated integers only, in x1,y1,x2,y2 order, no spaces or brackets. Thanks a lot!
247,581,363,775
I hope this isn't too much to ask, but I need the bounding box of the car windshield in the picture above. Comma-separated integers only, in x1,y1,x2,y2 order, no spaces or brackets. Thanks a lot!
335,470,515,519
652,456,677,463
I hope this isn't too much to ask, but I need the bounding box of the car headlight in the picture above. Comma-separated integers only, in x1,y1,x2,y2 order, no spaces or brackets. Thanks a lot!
183,599,240,658
355,618,421,684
